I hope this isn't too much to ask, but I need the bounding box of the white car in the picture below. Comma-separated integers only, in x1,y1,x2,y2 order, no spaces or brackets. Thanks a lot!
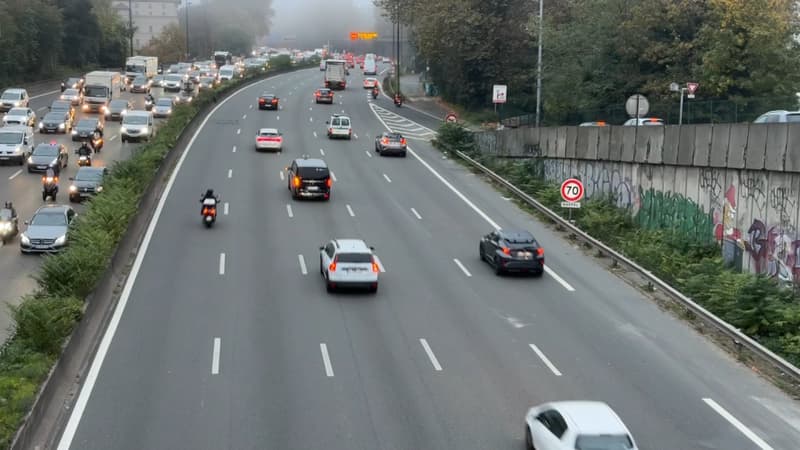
255,128,282,152
3,107,36,127
152,97,174,118
326,114,352,140
525,401,637,450
60,88,83,106
622,117,664,126
0,88,29,112
319,239,379,293
121,111,155,142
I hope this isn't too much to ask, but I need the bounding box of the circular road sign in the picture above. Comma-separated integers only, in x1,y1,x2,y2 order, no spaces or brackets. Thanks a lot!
625,94,649,118
560,178,584,203
445,112,458,123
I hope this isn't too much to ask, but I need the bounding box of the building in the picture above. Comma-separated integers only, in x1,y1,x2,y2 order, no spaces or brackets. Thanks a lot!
113,0,181,50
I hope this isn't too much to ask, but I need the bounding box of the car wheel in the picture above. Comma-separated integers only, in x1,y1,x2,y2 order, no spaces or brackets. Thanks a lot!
479,245,485,262
533,270,544,278
526,426,534,449
401,151,407,158
370,284,378,294
42,192,47,201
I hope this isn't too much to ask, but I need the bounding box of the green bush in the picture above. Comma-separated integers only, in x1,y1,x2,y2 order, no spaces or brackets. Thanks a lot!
0,60,317,448
436,124,800,367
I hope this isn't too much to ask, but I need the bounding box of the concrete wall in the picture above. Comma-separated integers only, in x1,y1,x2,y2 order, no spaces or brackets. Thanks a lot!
474,124,800,284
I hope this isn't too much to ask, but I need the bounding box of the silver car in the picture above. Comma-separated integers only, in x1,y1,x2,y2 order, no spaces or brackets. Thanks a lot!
153,97,174,118
20,205,76,254
60,88,83,106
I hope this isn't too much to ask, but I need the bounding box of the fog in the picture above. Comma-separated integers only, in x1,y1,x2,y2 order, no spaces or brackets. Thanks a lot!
267,0,386,50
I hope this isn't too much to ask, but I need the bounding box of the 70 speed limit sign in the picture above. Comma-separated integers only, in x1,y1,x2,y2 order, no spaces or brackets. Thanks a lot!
560,178,584,208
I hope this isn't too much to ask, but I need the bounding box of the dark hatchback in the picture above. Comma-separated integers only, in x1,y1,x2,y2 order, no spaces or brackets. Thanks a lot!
72,118,102,141
61,76,84,92
287,157,331,200
39,112,71,134
50,100,76,122
27,143,68,173
130,76,150,93
314,88,334,104
479,229,544,276
105,99,132,121
69,167,107,202
258,93,279,110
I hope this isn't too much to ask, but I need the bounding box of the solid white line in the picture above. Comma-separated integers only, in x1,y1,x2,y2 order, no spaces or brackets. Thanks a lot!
298,254,307,275
383,173,392,183
223,202,229,215
8,169,22,180
279,171,285,181
373,255,386,272
369,107,577,293
227,169,232,178
242,114,247,119
419,339,442,371
219,253,226,275
703,398,773,450
346,204,355,217
313,131,317,138
232,145,237,153
453,258,472,277
309,107,312,111
320,343,334,377
286,204,294,218
56,71,299,450
365,150,373,158
411,208,422,220
330,171,337,182
109,134,117,141
211,338,221,375
236,128,241,134
529,344,563,376
320,148,325,156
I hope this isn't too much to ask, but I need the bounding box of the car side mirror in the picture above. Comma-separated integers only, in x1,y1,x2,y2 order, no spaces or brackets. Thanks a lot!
69,177,74,181
370,246,375,251
325,121,329,124
319,246,324,251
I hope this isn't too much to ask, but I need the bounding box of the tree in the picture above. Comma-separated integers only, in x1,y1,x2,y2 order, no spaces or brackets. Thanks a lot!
140,23,186,63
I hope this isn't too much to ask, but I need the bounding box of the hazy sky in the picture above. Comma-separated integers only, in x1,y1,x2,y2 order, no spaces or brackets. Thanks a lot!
267,0,382,48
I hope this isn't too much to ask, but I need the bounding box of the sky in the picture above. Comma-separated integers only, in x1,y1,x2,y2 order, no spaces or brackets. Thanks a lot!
266,0,384,49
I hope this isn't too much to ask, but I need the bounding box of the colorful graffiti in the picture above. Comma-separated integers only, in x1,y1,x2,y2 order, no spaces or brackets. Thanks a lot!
744,220,800,284
713,185,742,242
635,187,714,242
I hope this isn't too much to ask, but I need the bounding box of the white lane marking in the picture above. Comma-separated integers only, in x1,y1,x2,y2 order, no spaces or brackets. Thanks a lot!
453,258,472,277
346,204,355,217
249,104,253,109
330,171,337,182
298,254,307,275
223,202,229,215
309,107,313,111
411,208,422,220
37,106,48,112
219,253,226,275
419,339,442,371
227,169,232,178
211,338,221,375
8,169,22,180
32,89,59,100
56,70,299,450
383,173,392,183
109,135,117,141
313,131,317,138
320,343,334,377
354,133,359,140
309,117,313,122
232,145,237,153
242,114,247,119
373,255,386,272
703,398,774,450
279,171,285,181
529,344,563,376
365,150,373,158
277,116,280,121
320,148,325,156
286,204,294,218
370,108,577,293
236,128,241,135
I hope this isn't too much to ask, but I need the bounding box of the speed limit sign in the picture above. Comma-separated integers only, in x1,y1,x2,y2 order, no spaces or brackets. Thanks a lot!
560,178,584,207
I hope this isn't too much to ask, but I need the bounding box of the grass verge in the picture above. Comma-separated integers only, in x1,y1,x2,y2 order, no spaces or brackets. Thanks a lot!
0,62,314,448
432,123,800,371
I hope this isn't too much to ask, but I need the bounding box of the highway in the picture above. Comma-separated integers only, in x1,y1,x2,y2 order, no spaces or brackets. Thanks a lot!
57,67,800,449
0,83,168,338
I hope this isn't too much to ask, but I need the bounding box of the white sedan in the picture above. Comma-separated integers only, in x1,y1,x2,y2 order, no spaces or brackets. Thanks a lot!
255,128,282,152
525,401,637,450
3,107,36,127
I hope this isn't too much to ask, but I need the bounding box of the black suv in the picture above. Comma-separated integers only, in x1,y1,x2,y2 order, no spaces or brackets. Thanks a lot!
479,228,544,276
286,156,331,200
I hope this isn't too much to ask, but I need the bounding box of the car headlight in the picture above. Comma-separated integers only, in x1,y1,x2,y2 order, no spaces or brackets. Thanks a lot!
50,158,58,166
0,222,11,231
13,101,20,107
20,234,29,245
121,110,127,115
140,126,148,134
58,123,65,129
27,156,33,163
69,185,77,192
96,186,103,192
54,235,66,246
39,122,44,128
120,126,127,134
71,130,77,135
166,109,172,114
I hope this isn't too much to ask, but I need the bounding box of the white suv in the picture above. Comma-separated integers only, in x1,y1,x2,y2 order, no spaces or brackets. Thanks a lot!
121,110,155,142
0,88,30,112
326,114,352,140
319,239,379,293
525,401,638,450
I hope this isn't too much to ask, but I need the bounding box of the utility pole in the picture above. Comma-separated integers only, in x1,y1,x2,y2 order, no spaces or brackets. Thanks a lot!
185,1,190,60
535,0,543,128
128,0,134,56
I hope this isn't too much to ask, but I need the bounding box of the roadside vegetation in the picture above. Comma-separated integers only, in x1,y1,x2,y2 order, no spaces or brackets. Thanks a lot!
0,61,314,448
375,0,800,124
433,123,800,368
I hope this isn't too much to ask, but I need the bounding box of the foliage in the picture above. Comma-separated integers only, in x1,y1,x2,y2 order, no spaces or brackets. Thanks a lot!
378,0,800,125
268,55,292,71
180,0,274,59
0,61,316,447
0,0,129,85
436,125,800,367
139,23,187,65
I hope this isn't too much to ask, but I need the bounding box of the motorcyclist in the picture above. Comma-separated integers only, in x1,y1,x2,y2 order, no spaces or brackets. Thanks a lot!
77,141,93,163
0,202,18,240
200,189,221,213
394,93,402,105
1,202,17,221
372,86,379,98
145,92,155,105
42,168,58,199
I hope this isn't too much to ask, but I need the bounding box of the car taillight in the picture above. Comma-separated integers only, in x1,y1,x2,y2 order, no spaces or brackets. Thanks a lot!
372,262,379,273
329,256,338,272
272,99,277,104
259,99,265,103
382,138,389,144
329,128,333,134
293,176,301,187
326,178,332,188
400,138,406,145
536,248,544,257
502,247,511,255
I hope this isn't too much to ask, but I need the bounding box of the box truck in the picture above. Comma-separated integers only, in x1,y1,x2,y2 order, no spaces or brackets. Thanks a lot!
83,71,123,113
324,60,347,90
125,56,158,81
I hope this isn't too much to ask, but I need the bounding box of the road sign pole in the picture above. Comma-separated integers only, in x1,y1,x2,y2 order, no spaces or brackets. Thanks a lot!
679,88,684,125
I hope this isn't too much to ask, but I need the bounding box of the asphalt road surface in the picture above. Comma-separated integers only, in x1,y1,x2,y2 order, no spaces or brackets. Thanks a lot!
57,67,800,449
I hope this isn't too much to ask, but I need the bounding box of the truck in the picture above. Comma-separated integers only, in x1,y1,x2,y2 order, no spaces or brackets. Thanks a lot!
82,71,123,114
363,53,377,75
125,56,158,81
324,60,347,90
214,51,233,69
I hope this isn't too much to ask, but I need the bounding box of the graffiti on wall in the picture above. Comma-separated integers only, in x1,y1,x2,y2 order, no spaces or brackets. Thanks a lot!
541,160,639,211
635,187,714,242
744,220,800,284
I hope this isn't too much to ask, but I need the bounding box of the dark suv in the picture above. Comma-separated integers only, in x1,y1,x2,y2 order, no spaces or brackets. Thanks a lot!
479,228,544,276
286,156,332,200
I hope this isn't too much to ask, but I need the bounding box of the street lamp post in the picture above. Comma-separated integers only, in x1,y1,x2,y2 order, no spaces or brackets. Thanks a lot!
535,0,543,128
128,0,134,56
670,82,687,125
185,1,190,60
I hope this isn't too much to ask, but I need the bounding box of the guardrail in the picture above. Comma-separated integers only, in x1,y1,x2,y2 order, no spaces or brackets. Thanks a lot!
450,148,800,384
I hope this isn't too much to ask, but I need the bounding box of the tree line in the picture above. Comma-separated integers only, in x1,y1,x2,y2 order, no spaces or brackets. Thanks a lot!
376,0,800,125
0,0,129,85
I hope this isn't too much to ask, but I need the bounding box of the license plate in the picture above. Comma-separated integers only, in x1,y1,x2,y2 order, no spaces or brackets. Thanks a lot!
518,251,533,259
38,166,47,169
307,186,319,191
80,193,91,197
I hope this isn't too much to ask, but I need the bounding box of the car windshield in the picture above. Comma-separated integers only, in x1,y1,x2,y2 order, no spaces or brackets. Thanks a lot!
259,130,278,137
575,434,634,450
297,166,329,179
77,119,96,128
134,77,147,84
166,75,183,81
84,86,108,97
156,99,173,106
1,92,20,100
32,145,59,156
63,89,79,96
220,69,233,76
110,100,128,109
336,253,372,263
44,113,63,121
7,108,26,116
31,212,67,226
76,170,103,182
0,132,23,144
124,115,148,124
201,77,214,82
52,101,70,109
384,133,403,141
67,78,80,84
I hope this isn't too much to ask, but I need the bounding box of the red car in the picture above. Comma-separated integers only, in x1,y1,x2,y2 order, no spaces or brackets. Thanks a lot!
315,88,334,104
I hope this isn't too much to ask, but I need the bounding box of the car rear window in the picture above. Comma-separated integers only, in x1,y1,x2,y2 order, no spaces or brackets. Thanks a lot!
298,166,329,179
336,253,372,263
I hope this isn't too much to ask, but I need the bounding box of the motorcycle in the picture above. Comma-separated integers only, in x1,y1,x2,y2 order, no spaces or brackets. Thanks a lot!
371,88,379,99
394,95,403,107
201,197,218,228
42,175,59,201
92,133,103,153
0,209,18,244
145,98,154,111
76,151,92,167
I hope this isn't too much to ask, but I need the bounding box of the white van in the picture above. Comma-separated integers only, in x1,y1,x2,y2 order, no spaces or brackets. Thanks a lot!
121,111,155,142
218,65,237,81
0,125,34,165
0,88,30,112
363,58,377,75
